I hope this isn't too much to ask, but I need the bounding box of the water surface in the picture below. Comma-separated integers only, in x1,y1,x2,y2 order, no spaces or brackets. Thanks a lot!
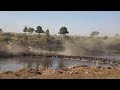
0,55,120,72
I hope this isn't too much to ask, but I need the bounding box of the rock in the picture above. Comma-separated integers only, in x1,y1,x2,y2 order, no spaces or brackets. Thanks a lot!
15,73,20,77
4,71,13,74
74,72,79,74
59,71,63,73
55,69,64,74
85,71,88,74
26,68,31,72
97,66,102,68
64,68,70,71
37,71,42,74
107,67,112,69
69,71,74,74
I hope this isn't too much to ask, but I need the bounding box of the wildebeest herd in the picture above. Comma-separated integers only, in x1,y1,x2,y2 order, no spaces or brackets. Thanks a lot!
21,52,120,68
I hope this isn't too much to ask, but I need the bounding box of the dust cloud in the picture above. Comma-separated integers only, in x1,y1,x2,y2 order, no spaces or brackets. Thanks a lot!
0,37,120,56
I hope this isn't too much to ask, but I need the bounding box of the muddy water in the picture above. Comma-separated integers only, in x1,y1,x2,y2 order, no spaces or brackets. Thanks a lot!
0,56,120,72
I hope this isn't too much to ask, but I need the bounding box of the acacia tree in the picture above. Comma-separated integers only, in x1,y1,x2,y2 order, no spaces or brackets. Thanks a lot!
35,26,45,40
58,27,69,35
28,27,35,34
23,26,28,35
90,31,99,38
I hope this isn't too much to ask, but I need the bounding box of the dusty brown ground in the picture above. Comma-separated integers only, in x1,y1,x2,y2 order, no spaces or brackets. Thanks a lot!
0,66,120,79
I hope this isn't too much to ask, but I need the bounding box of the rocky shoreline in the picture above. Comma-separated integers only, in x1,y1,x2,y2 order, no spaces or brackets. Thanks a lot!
0,65,120,79
1,50,120,79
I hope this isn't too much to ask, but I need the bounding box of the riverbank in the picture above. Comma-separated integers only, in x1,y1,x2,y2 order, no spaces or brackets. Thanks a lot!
0,65,120,79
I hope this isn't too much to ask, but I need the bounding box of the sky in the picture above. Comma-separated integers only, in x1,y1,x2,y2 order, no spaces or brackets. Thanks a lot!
0,11,120,36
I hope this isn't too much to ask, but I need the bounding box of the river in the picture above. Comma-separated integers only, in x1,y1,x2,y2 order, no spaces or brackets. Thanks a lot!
0,55,120,72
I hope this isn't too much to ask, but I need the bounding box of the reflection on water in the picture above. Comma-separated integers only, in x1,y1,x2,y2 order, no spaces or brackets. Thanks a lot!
19,57,54,69
0,56,120,72
58,60,65,68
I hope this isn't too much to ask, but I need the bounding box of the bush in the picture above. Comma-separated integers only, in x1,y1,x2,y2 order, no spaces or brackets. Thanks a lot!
0,36,10,42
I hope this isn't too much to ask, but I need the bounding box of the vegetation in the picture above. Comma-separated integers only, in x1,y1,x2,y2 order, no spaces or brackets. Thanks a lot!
0,28,3,33
58,27,69,35
1,26,120,79
35,26,45,40
0,23,120,79
44,29,50,42
23,26,28,34
0,26,120,55
103,36,108,40
28,27,35,34
90,31,99,38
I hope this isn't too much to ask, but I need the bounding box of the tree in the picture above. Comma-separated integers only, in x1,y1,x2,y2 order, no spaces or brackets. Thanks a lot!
90,31,99,38
46,29,50,37
23,26,28,34
28,27,35,34
103,36,108,40
0,28,3,33
45,29,50,42
35,26,45,40
58,27,69,35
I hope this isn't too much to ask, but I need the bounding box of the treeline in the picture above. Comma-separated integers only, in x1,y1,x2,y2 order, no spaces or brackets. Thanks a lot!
1,26,120,54
22,26,69,42
23,26,69,35
1,26,120,43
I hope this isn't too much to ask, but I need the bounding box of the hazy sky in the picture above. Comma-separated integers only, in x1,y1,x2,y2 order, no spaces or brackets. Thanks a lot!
0,11,120,36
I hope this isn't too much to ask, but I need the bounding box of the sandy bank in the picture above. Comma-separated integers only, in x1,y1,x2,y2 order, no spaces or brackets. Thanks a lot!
0,65,120,79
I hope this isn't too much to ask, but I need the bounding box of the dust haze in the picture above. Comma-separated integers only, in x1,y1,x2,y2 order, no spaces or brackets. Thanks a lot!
1,36,120,56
